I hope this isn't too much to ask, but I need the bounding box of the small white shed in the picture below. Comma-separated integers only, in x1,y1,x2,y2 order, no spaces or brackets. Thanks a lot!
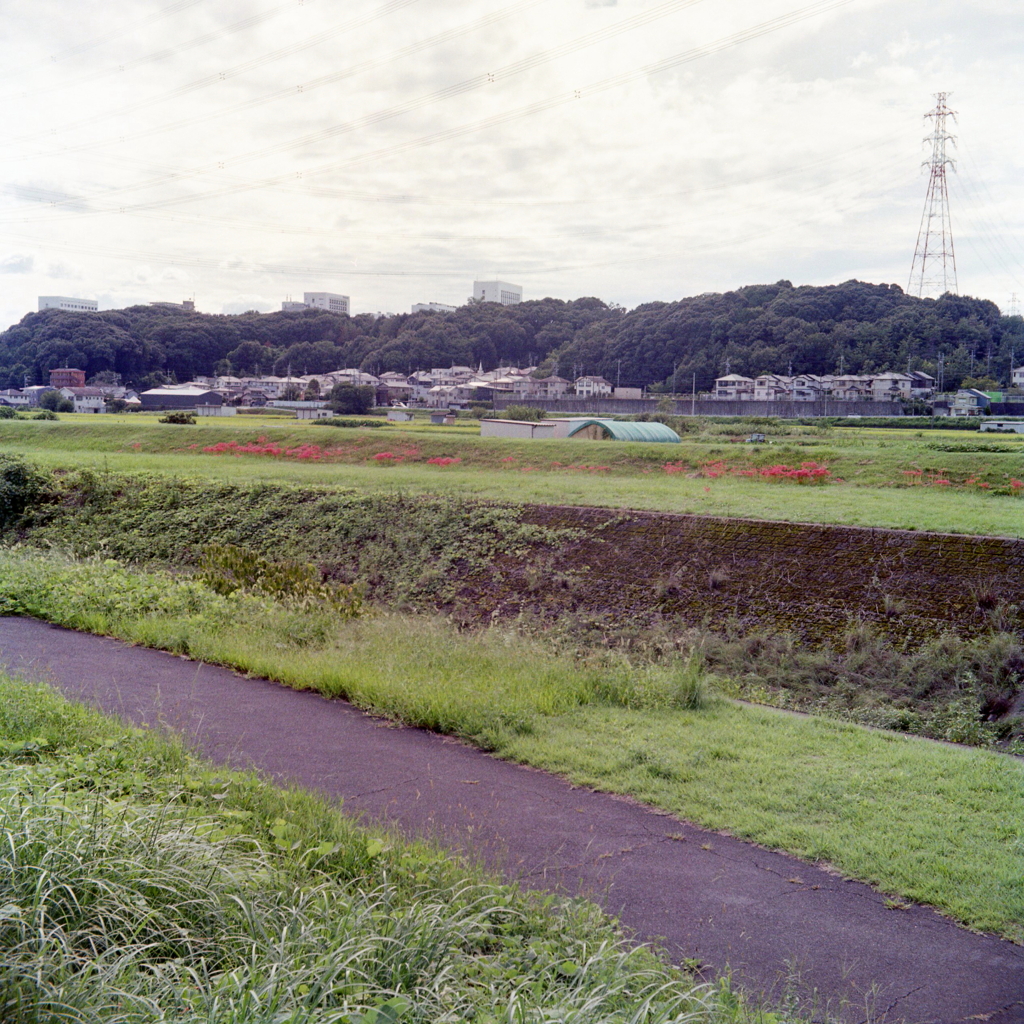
480,418,557,439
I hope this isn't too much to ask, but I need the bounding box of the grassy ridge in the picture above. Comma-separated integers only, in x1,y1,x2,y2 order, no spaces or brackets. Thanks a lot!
0,416,1022,534
1,677,753,1024
1,547,1021,942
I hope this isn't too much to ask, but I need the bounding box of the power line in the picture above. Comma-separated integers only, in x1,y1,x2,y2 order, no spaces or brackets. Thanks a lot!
0,0,203,80
19,0,862,220
15,0,554,159
2,0,425,146
0,0,307,105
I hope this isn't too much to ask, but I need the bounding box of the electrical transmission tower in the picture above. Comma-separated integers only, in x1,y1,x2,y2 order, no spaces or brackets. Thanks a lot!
908,92,958,298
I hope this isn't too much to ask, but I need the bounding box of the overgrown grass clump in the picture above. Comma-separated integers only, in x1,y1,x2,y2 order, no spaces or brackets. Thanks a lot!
0,679,744,1024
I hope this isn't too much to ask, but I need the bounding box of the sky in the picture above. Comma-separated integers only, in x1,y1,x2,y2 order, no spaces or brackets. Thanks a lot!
1,0,1023,328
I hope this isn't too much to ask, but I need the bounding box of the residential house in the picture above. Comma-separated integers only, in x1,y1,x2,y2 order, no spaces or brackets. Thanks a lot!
907,371,937,398
534,375,570,398
58,386,106,413
752,375,791,401
869,373,913,402
950,388,1000,416
0,389,30,408
714,374,755,400
574,375,613,398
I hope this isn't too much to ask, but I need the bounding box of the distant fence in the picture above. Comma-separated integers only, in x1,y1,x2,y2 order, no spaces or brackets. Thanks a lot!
493,397,906,418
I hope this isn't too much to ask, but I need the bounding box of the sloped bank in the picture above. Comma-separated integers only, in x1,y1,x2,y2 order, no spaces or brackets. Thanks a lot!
7,465,1024,745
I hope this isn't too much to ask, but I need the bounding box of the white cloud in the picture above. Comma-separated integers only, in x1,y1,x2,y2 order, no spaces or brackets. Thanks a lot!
0,254,34,274
0,0,1022,330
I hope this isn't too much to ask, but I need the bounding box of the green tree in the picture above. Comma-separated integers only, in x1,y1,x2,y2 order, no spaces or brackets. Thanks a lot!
328,384,374,415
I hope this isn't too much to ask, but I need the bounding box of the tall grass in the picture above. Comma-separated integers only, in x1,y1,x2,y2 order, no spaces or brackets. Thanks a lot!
0,679,741,1024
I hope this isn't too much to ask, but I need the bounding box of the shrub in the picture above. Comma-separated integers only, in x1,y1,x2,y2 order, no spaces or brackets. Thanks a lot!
0,406,15,419
505,404,545,421
199,543,363,617
0,454,46,529
311,417,383,428
159,411,196,424
31,410,58,421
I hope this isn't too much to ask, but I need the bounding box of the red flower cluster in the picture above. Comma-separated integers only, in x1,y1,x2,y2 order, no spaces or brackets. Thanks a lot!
756,461,831,482
202,439,332,461
661,458,832,484
426,456,462,466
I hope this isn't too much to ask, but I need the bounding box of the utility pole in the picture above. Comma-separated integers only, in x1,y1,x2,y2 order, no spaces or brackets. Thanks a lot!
691,372,696,416
909,92,958,298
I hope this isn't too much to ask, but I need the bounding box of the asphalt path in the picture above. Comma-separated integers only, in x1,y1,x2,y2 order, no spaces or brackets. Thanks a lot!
0,616,1021,1023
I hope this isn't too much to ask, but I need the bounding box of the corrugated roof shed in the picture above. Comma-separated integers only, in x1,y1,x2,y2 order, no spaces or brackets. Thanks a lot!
566,419,680,443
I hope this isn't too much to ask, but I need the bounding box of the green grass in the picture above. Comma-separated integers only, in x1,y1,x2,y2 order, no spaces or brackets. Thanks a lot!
2,547,1021,942
1,676,753,1024
1,417,1023,534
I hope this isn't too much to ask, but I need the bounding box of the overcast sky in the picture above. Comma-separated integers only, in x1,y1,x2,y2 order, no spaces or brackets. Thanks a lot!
1,0,1022,327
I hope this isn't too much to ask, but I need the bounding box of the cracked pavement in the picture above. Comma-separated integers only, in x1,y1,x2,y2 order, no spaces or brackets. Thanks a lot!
0,617,1021,1022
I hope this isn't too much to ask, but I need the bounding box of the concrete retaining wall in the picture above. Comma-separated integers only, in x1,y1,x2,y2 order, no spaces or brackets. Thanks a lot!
493,397,905,418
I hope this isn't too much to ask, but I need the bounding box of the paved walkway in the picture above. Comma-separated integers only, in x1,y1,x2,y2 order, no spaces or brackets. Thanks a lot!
0,617,1021,1023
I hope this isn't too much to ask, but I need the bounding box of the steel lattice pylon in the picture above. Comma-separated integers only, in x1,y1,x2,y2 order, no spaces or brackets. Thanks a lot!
908,92,958,298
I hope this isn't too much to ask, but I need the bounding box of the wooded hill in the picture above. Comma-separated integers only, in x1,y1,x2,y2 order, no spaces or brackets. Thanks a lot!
1,280,1019,392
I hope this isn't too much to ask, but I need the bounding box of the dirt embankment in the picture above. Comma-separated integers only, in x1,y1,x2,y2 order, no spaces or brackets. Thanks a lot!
455,506,1024,647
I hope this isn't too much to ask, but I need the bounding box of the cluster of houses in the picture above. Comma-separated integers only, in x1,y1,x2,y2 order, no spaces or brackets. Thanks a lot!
1,364,1020,419
712,371,938,402
136,366,637,411
0,368,142,414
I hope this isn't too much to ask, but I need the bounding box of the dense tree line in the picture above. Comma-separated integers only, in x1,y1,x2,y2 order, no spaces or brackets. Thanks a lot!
0,282,1019,392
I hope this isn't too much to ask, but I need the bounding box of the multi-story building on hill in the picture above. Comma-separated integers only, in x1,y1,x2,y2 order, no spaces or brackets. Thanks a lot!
472,281,522,306
412,301,459,314
281,292,350,314
39,296,97,312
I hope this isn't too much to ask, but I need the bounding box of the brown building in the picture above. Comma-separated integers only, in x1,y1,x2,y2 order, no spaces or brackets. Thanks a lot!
49,367,86,388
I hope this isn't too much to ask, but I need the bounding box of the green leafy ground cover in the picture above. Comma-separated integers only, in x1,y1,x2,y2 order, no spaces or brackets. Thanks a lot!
1,548,1021,943
1,416,1022,534
0,676,761,1024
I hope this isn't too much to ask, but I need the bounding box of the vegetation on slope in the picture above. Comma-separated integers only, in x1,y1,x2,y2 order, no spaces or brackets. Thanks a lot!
6,453,1023,748
2,280,1022,391
0,549,1020,943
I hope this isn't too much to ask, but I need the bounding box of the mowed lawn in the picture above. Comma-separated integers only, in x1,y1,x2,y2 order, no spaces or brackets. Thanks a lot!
1,415,1023,535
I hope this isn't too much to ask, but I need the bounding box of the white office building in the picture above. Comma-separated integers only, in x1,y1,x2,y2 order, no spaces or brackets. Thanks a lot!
39,296,98,313
305,291,349,313
412,301,459,314
473,281,522,306
280,292,350,314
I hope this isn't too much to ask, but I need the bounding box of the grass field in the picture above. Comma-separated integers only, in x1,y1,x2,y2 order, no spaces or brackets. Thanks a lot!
2,676,757,1024
0,415,1021,534
2,547,1021,943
